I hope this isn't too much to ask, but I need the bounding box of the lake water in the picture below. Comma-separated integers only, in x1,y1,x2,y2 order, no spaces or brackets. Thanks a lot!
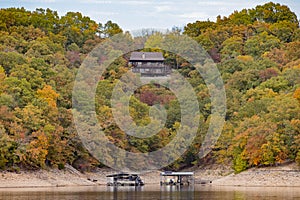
0,185,299,200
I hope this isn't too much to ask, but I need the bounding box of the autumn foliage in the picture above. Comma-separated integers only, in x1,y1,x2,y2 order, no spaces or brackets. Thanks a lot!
0,2,300,172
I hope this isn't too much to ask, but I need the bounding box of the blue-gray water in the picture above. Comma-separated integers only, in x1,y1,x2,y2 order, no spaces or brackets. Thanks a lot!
0,185,299,200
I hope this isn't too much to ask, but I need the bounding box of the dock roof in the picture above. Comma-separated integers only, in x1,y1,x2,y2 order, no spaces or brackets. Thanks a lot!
160,172,194,176
129,52,164,61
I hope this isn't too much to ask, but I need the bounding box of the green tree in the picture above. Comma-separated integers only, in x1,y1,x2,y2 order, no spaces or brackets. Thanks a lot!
0,52,27,74
100,20,123,37
0,131,19,169
270,20,298,42
184,21,215,37
59,12,99,46
221,36,244,60
250,2,298,24
244,32,281,57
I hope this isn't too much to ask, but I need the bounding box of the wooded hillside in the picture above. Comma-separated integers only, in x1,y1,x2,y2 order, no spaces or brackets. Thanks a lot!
0,2,299,173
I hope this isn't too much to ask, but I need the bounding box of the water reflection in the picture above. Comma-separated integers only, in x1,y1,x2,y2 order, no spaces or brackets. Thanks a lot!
107,186,144,200
0,185,299,200
160,185,195,200
106,185,195,200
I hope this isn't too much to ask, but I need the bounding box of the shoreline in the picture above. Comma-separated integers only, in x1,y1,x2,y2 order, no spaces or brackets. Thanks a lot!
1,183,300,189
0,163,299,189
207,163,300,187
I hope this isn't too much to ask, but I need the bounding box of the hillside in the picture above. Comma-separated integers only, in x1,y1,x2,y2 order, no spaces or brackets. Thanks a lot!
0,2,299,174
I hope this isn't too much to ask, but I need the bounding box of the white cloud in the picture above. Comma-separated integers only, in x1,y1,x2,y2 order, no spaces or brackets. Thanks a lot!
90,11,118,16
118,0,175,6
178,12,210,20
197,1,271,9
158,1,174,5
119,0,152,5
20,0,56,2
197,1,232,6
80,0,112,4
155,5,172,12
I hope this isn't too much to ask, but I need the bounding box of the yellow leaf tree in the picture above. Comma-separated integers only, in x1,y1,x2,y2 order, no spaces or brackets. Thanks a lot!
37,85,59,108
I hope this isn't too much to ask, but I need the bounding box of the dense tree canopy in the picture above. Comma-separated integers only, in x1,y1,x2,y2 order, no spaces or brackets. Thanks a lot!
0,2,299,172
183,2,300,172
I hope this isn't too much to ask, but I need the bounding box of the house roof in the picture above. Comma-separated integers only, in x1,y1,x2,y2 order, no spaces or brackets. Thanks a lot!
129,52,164,61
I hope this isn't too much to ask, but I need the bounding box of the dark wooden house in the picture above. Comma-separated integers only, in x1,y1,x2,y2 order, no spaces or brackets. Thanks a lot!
129,52,171,76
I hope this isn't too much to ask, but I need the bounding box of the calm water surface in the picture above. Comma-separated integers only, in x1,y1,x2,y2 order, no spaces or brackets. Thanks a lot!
0,185,299,200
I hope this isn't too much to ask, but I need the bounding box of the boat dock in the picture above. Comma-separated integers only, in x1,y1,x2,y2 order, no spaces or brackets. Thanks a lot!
160,171,194,186
106,173,144,186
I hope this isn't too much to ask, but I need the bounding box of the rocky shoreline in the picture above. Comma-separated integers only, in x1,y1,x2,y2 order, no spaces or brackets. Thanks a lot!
195,162,300,187
0,163,299,188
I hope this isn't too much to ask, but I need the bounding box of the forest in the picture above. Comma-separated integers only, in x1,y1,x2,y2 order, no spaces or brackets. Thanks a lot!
0,2,299,173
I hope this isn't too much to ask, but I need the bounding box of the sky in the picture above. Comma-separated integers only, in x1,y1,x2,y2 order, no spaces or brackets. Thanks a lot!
1,0,300,32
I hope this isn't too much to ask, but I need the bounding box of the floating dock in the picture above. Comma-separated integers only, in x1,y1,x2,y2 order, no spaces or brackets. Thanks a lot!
160,171,194,186
106,173,144,186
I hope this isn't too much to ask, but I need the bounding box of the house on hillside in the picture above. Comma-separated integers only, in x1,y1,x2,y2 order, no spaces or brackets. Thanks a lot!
129,52,171,76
